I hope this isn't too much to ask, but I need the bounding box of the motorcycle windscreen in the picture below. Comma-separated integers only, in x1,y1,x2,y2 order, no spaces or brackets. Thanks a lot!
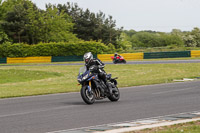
78,66,87,76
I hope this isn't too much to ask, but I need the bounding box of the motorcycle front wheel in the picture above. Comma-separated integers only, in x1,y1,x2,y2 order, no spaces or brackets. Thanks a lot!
108,85,120,102
123,60,126,64
81,86,95,104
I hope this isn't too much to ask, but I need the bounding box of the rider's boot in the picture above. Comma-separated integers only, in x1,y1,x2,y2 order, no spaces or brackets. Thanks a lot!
103,79,110,94
100,88,105,97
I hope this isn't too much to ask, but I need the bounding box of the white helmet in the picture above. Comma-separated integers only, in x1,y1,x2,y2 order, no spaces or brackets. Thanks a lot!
83,52,93,65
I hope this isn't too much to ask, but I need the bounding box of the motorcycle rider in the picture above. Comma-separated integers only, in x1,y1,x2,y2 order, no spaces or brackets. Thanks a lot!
114,53,121,62
83,52,109,94
114,53,118,60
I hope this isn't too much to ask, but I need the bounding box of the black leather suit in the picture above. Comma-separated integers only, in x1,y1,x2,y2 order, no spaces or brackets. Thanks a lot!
85,58,107,85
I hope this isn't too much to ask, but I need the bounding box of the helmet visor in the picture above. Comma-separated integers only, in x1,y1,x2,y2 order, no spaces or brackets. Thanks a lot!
85,59,89,63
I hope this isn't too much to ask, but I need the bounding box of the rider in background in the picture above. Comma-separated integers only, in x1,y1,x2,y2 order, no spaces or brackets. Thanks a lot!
114,53,121,61
114,53,118,60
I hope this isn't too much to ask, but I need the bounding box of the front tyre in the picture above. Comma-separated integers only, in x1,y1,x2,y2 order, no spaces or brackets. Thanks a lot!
123,60,126,64
81,86,95,104
108,85,120,102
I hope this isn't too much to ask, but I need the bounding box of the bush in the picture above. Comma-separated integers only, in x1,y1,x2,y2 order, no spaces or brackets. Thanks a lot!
0,41,111,57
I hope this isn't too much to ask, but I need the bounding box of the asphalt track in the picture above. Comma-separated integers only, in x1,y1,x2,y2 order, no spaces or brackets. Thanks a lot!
1,80,200,133
0,59,200,67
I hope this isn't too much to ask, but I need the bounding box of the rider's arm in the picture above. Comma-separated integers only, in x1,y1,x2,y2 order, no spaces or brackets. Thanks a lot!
96,58,105,68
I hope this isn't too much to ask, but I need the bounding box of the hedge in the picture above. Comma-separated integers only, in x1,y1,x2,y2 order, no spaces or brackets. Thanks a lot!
0,41,111,57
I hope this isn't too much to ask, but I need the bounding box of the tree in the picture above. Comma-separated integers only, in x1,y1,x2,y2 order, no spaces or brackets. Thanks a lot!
183,33,197,47
161,33,184,47
0,0,3,23
25,2,43,44
57,2,122,47
1,0,32,43
0,0,21,19
0,31,10,44
1,1,78,44
181,27,200,47
122,30,184,48
117,32,132,50
191,27,200,47
130,32,158,47
40,5,78,43
124,29,136,37
0,0,3,33
171,29,182,37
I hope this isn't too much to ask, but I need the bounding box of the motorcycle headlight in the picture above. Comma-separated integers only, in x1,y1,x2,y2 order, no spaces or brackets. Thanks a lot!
77,77,82,83
82,74,88,80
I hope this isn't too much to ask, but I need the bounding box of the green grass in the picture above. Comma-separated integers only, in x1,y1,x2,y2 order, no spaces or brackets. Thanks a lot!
127,121,200,133
110,63,200,87
0,69,63,84
0,63,200,98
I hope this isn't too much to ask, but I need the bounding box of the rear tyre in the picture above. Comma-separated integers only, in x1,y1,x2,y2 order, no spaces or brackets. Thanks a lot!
108,84,120,102
113,60,117,64
81,86,95,104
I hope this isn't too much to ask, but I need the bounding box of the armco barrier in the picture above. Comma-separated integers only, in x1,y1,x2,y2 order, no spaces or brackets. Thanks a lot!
7,56,51,64
121,53,143,60
97,53,143,61
191,50,200,57
144,51,191,59
1,50,198,64
52,55,83,62
0,57,6,64
97,54,113,61
52,55,97,62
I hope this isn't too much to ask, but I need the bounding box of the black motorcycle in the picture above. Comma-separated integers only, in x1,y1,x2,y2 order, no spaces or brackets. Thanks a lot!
77,65,120,104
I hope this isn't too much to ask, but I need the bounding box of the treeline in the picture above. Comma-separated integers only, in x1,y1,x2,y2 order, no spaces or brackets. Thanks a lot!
1,0,200,57
0,0,122,48
120,28,200,49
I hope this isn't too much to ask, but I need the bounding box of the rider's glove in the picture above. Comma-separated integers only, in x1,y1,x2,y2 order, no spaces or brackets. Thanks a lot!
89,65,98,72
98,65,104,69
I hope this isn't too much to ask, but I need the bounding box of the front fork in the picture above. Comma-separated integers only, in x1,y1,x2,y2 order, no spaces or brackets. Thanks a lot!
87,80,92,92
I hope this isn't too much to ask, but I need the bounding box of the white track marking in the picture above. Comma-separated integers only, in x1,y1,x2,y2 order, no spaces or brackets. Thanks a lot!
152,87,196,94
46,110,200,133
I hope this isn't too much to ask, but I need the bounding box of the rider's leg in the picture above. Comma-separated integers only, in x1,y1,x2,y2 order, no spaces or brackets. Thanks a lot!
99,71,110,91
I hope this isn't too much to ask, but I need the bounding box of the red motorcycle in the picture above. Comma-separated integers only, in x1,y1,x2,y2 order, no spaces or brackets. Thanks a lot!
111,55,126,64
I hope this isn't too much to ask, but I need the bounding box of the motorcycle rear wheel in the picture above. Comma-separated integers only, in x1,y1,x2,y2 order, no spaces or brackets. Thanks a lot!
113,60,117,64
81,86,95,104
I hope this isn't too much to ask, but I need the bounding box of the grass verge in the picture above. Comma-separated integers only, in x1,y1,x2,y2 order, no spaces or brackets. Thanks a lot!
127,121,200,133
0,63,200,98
